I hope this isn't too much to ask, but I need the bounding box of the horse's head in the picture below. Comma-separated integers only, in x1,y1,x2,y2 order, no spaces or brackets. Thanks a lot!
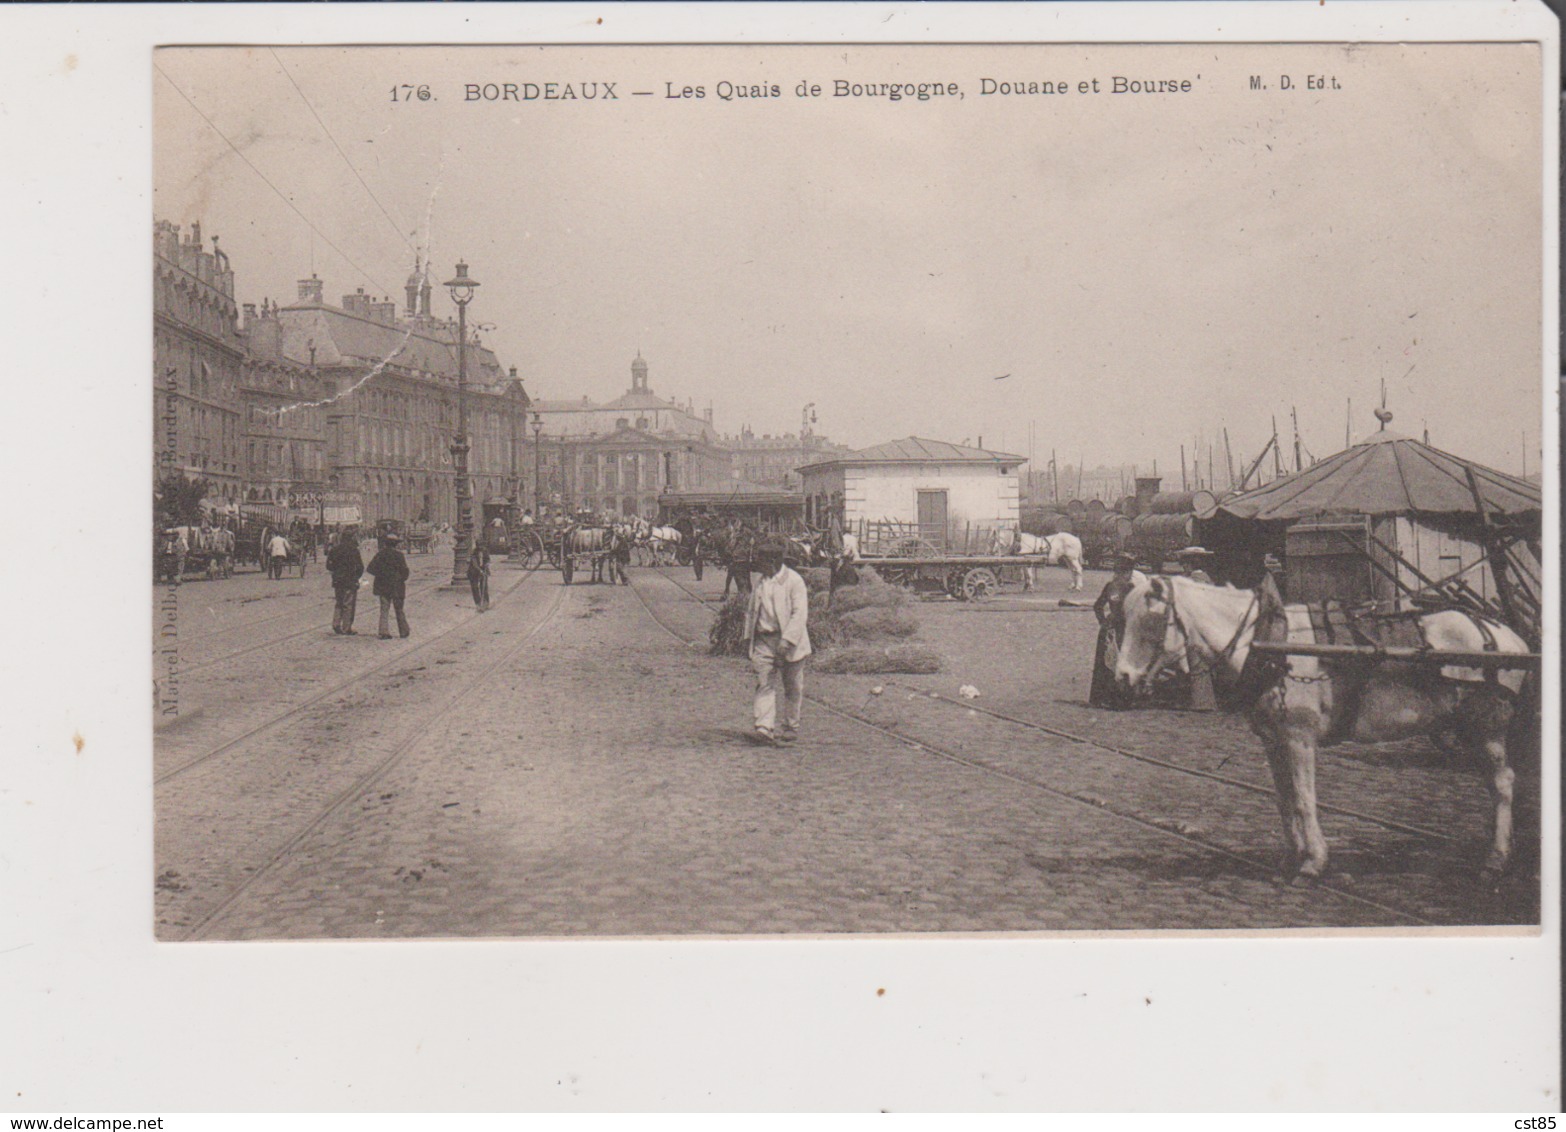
1115,576,1190,691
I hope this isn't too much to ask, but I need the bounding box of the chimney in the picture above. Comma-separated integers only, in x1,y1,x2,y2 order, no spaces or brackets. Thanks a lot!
373,299,398,324
704,406,713,425
297,274,324,304
242,302,258,328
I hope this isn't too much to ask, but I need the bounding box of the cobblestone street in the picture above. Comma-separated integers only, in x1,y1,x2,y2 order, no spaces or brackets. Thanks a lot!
154,557,1541,940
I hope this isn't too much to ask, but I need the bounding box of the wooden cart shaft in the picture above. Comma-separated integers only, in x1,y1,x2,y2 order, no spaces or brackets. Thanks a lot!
1249,640,1540,670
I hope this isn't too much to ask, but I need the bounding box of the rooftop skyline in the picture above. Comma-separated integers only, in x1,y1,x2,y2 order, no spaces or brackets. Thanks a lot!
155,43,1546,475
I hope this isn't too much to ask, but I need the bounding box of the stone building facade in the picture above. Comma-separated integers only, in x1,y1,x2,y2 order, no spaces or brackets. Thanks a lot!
726,424,850,491
532,354,731,518
238,301,330,508
153,221,245,501
271,270,530,526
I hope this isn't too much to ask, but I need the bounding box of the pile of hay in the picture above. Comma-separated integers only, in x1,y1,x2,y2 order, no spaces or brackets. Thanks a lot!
835,606,919,641
707,564,942,673
708,594,753,657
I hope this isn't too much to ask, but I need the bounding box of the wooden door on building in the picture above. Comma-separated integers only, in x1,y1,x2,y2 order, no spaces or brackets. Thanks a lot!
916,489,949,551
1284,516,1394,605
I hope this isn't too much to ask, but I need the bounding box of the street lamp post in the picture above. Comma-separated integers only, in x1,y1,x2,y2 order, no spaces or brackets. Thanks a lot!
531,411,543,515
444,261,480,585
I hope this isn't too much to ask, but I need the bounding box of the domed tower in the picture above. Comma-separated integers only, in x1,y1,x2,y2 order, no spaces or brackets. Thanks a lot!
630,351,650,394
404,257,423,317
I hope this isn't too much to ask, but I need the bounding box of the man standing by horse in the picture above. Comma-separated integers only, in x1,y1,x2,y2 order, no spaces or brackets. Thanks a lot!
326,529,364,634
743,539,812,747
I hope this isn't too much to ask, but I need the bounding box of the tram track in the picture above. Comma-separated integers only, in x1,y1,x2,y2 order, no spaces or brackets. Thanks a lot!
156,562,545,785
172,570,569,942
632,566,1447,928
163,575,454,679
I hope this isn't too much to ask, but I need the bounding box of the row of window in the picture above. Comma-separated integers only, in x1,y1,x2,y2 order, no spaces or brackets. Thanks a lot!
154,267,238,342
246,439,326,479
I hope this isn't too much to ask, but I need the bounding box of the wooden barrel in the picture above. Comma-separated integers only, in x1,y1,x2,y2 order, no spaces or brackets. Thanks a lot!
1086,498,1107,513
1119,495,1141,519
1079,513,1133,563
1064,498,1086,517
1024,512,1072,537
1130,514,1194,563
1145,490,1218,517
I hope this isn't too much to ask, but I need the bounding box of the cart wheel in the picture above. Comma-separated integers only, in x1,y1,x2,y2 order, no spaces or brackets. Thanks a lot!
562,557,574,584
962,567,997,602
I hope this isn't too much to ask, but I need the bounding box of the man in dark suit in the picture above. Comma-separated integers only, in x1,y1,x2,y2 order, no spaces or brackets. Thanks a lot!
366,533,411,639
326,529,364,634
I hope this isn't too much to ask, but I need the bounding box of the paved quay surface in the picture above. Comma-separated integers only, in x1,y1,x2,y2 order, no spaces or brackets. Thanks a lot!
154,552,1539,939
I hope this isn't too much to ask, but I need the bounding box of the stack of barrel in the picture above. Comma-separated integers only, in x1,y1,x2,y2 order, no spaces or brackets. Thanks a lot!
1019,477,1220,569
1125,489,1217,566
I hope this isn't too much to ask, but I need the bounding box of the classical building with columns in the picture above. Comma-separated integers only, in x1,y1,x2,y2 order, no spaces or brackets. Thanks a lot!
531,354,732,519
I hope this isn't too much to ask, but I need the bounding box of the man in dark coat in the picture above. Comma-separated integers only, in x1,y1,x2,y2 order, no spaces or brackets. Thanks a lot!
367,533,411,639
326,529,365,634
467,540,491,611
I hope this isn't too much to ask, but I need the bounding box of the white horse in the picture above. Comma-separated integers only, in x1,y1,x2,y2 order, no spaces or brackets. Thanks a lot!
647,525,681,566
1114,574,1531,883
993,528,1084,591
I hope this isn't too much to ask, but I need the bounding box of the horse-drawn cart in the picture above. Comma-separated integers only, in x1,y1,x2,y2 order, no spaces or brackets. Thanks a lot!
558,526,626,585
852,552,1056,601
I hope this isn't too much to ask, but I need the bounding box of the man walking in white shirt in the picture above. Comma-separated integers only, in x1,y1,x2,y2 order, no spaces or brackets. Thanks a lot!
266,531,291,580
743,540,812,746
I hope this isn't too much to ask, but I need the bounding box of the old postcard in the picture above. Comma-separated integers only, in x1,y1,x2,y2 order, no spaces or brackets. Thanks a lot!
151,39,1548,941
4,2,1557,1112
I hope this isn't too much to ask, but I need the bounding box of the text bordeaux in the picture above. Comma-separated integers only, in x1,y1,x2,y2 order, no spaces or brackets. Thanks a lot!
465,82,619,101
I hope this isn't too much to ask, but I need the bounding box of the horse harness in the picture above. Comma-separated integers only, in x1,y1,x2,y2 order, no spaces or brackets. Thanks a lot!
1152,577,1258,680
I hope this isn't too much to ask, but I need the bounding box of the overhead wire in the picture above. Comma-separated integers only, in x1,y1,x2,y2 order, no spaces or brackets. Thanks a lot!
154,63,397,298
268,48,417,258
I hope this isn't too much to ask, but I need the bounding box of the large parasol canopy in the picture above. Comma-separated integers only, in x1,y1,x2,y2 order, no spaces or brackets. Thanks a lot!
1217,430,1540,523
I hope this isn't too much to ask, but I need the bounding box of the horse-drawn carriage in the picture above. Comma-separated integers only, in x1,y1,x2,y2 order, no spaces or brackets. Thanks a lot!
558,524,629,585
404,521,436,554
155,524,235,582
260,524,312,578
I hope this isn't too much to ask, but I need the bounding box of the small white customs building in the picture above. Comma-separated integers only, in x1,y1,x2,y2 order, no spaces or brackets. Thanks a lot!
798,436,1025,553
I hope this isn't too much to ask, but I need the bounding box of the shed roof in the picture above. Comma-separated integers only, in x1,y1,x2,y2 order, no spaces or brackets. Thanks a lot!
798,436,1025,472
1218,430,1541,522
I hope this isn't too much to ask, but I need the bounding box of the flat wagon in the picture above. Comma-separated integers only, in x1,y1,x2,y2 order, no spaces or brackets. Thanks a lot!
850,552,1057,601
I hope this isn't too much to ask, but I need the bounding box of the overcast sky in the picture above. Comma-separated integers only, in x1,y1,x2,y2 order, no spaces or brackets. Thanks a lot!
155,43,1544,476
